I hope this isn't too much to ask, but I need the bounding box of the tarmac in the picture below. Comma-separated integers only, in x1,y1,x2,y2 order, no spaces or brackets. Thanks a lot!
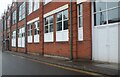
3,51,120,76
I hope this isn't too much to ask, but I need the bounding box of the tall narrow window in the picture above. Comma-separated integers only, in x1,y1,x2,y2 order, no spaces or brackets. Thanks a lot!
7,16,10,28
34,21,40,43
44,15,54,42
12,11,16,25
19,2,25,21
56,10,68,41
78,4,83,41
28,24,32,43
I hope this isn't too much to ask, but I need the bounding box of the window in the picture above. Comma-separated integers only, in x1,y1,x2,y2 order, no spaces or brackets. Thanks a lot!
34,21,40,43
44,0,52,4
19,2,25,21
34,0,39,11
34,21,40,35
56,10,69,42
44,15,54,42
44,15,53,33
18,27,25,47
7,16,10,28
78,4,83,28
78,3,83,41
56,10,68,31
28,24,32,36
12,31,16,47
28,0,33,14
93,1,120,26
12,11,16,25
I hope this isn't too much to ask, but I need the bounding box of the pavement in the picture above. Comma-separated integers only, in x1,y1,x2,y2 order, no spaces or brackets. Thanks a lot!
4,51,120,76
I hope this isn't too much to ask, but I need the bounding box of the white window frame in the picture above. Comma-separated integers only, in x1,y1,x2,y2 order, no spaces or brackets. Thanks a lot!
18,27,25,47
12,31,16,47
34,21,40,43
12,11,16,25
44,15,54,42
28,24,32,43
19,2,25,21
56,10,68,42
93,1,120,26
78,3,83,41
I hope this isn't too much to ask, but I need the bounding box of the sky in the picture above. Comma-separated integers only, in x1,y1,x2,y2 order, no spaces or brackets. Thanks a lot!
0,0,12,18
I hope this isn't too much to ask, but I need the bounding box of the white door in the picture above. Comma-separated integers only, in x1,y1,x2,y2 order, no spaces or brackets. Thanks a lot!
92,23,118,63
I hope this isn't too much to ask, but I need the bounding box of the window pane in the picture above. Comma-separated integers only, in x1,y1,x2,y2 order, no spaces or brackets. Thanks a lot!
93,2,106,12
63,21,68,30
107,2,119,9
94,12,107,26
50,16,53,23
63,10,68,20
79,17,82,27
45,26,48,33
78,4,82,15
45,18,48,25
49,24,53,32
57,12,62,21
57,22,62,31
108,8,120,23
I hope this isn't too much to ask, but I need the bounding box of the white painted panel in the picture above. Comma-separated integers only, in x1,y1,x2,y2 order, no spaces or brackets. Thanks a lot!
93,23,119,63
22,37,25,47
27,17,39,24
56,30,68,42
44,32,53,42
34,35,39,43
108,24,118,63
77,0,88,4
78,27,83,41
28,36,32,43
18,38,21,47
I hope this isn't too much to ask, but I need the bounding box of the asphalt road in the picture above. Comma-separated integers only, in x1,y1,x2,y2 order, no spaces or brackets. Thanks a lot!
2,51,102,76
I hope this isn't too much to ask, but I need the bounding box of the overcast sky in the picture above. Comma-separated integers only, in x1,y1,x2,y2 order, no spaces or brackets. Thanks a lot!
0,0,12,18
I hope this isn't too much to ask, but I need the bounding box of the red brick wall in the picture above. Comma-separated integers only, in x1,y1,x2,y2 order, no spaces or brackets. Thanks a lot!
10,2,92,60
77,2,92,60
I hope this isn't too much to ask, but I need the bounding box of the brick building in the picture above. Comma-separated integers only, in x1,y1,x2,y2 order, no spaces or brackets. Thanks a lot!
2,0,120,63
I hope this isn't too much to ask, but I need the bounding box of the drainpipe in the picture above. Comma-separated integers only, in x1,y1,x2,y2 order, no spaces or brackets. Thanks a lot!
2,17,4,52
70,0,73,60
25,2,27,54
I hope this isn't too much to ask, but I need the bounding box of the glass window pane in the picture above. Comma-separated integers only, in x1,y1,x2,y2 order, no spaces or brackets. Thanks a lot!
63,10,68,20
49,24,53,32
45,18,48,25
108,8,120,23
57,22,62,31
107,2,119,9
63,21,68,30
78,4,82,15
45,26,48,33
94,12,107,26
93,2,106,12
79,17,82,27
57,12,62,21
50,16,53,23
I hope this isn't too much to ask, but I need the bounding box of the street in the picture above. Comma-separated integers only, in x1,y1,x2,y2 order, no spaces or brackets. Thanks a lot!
2,51,102,76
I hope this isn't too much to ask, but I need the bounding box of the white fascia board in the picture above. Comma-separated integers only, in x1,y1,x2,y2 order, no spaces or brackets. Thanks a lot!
44,4,68,18
27,17,39,24
77,0,88,4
